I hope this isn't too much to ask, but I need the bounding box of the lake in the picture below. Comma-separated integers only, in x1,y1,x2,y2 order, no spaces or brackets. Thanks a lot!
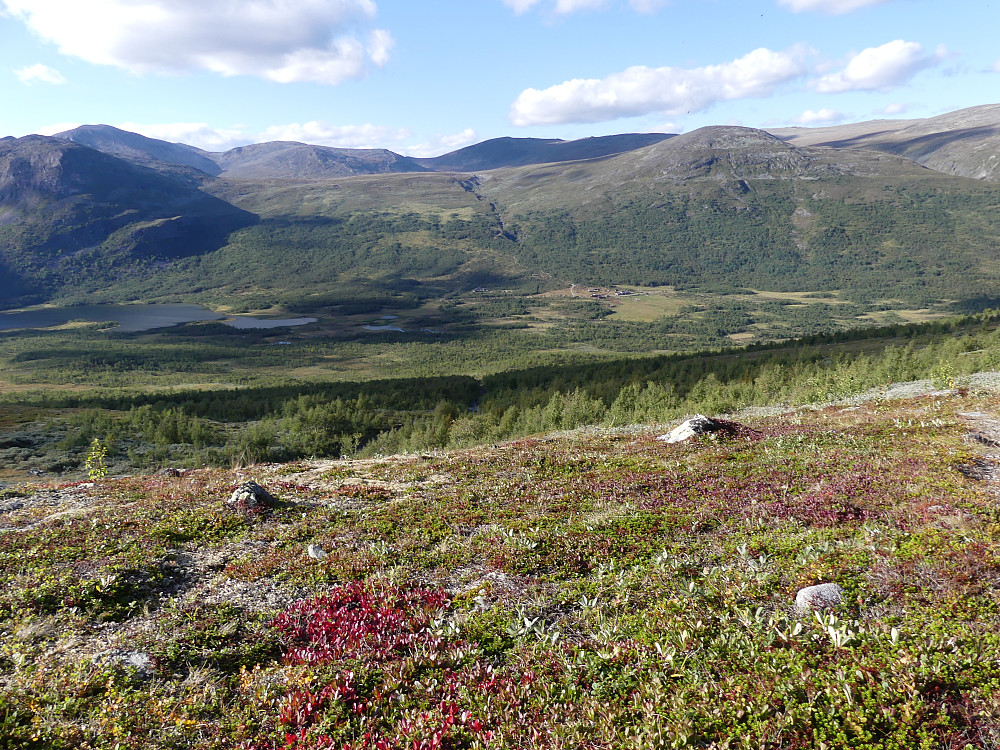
0,304,317,332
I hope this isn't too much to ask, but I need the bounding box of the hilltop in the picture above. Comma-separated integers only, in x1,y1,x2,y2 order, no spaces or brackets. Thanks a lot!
2,384,1000,748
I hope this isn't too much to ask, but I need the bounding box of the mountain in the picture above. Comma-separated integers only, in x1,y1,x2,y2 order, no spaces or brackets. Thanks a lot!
56,124,221,176
460,124,1000,304
5,104,1000,315
416,133,674,171
211,141,429,179
769,103,1000,181
0,135,255,306
53,128,673,179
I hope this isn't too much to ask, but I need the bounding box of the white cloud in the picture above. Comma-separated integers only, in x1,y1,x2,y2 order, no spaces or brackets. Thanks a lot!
0,0,391,85
777,0,894,13
814,40,941,93
501,0,666,13
13,63,66,84
796,108,846,125
401,129,479,158
628,0,670,11
510,46,810,126
259,122,412,149
117,122,252,151
878,102,909,115
367,28,394,67
554,0,609,11
501,0,541,12
32,121,81,136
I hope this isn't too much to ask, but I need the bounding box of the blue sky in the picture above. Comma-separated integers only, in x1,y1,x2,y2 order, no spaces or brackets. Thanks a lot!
1,0,997,156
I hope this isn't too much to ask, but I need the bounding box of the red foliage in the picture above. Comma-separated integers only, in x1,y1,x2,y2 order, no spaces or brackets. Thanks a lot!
271,583,450,665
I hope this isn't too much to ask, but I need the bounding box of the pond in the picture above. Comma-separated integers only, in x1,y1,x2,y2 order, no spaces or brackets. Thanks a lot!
0,304,318,332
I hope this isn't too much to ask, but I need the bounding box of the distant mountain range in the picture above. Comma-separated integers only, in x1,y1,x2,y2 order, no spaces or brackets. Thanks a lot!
52,104,1000,182
1,103,1000,314
55,124,676,179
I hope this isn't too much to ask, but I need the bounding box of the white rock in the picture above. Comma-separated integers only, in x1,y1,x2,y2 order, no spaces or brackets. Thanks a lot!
795,583,844,613
657,414,718,443
307,544,328,560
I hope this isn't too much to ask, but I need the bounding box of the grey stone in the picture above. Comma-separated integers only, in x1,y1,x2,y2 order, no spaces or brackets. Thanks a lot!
226,480,279,511
307,544,328,560
795,583,844,613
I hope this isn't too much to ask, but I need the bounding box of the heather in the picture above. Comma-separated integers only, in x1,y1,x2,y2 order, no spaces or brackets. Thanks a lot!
3,388,1000,748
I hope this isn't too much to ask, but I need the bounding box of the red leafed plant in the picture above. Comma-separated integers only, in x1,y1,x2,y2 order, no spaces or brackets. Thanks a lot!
271,582,450,665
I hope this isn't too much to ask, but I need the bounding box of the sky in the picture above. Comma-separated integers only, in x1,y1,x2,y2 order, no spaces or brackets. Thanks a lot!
1,0,997,157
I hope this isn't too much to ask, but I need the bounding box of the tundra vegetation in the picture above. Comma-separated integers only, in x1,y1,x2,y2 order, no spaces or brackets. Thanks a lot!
2,387,1000,748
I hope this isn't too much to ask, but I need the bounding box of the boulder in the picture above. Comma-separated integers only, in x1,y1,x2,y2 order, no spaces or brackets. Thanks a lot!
657,415,725,443
226,480,279,512
795,583,844,613
307,544,328,560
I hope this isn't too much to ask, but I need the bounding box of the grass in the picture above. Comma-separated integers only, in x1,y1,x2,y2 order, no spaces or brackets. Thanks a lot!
607,293,688,323
3,389,1000,748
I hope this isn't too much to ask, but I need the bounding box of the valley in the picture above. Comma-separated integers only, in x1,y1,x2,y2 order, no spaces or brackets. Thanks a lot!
4,104,1000,480
3,101,1000,749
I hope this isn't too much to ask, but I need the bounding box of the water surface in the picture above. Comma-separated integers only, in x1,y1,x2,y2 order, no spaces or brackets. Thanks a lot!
0,304,317,332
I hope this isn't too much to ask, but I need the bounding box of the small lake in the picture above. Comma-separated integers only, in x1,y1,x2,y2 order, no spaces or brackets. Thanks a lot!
0,304,317,333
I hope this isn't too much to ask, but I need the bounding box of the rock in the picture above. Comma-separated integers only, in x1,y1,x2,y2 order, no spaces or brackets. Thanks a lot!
307,544,328,560
795,583,844,613
92,649,154,680
658,414,726,443
226,481,279,512
157,467,182,477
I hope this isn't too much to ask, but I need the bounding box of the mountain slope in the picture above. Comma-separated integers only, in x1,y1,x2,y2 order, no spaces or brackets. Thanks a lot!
769,103,1000,180
212,142,430,179
463,125,1000,303
56,124,221,176
416,133,674,171
0,135,256,306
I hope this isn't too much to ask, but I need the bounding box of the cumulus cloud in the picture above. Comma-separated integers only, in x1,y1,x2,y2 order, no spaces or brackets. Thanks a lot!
796,108,846,125
510,46,809,126
401,129,479,158
259,122,412,149
13,62,66,84
0,0,392,85
777,0,894,12
814,40,942,93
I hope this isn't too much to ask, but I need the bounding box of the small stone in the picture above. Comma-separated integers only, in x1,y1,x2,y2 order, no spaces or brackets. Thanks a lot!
795,583,844,613
307,544,328,560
